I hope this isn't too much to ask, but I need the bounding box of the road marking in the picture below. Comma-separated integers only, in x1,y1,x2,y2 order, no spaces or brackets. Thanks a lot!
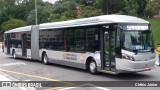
0,68,75,89
48,84,76,90
0,68,59,81
0,71,33,90
59,83,110,90
0,62,26,67
151,70,160,72
87,83,111,90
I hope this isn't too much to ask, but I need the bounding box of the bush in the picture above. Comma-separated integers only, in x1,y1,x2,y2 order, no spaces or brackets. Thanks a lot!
147,18,160,48
1,18,27,31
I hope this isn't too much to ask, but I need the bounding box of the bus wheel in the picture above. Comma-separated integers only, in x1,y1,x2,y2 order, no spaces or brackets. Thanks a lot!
43,53,48,65
12,50,16,59
89,60,97,74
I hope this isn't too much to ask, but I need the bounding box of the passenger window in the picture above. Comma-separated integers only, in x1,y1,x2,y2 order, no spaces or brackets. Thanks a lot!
64,30,74,51
74,29,86,52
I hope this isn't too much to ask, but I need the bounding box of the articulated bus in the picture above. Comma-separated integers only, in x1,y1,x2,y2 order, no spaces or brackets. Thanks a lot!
4,15,156,74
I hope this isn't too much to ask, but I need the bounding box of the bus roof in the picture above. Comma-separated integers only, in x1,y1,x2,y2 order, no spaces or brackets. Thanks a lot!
5,26,32,33
5,15,149,33
39,15,149,30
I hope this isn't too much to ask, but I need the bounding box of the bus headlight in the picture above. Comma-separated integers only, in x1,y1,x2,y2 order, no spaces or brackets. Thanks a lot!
122,54,135,61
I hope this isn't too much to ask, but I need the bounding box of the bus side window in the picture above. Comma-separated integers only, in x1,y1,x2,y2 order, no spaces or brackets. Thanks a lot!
74,28,85,52
86,28,100,52
64,30,74,52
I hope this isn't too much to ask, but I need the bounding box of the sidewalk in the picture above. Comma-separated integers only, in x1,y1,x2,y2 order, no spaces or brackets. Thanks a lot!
0,70,37,90
0,73,11,81
0,72,28,90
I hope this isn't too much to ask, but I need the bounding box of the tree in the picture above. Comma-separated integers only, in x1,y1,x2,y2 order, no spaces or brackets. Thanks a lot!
5,5,28,20
118,0,139,16
95,0,125,14
0,0,6,10
145,0,160,18
1,19,26,31
0,10,8,26
0,0,9,26
27,6,53,25
75,0,95,6
22,0,46,12
52,0,77,21
81,6,103,18
0,0,28,28
136,0,148,17
0,0,160,29
26,10,36,25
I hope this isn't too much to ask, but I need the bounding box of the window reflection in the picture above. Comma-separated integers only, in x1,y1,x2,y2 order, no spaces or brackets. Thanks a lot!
123,30,153,52
39,27,100,52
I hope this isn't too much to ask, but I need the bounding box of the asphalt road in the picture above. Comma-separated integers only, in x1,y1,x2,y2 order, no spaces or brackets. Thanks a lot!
0,51,160,90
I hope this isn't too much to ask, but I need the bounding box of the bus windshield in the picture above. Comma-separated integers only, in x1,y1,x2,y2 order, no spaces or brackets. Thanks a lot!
123,30,154,53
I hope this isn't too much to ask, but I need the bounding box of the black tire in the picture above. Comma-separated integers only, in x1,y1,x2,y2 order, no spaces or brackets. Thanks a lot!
42,53,49,65
89,60,97,74
12,50,16,59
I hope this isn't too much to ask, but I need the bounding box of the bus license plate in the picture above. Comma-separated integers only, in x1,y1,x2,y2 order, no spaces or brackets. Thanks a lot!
143,66,149,70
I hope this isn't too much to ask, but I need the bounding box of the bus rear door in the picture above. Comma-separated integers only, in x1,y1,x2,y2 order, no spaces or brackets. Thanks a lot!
22,33,27,56
6,34,11,54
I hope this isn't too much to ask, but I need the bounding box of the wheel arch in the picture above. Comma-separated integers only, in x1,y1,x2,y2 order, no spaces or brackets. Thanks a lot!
12,49,15,56
41,51,47,61
85,56,96,70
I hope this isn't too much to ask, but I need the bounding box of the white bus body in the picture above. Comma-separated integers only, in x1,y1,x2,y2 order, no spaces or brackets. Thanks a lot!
4,15,156,74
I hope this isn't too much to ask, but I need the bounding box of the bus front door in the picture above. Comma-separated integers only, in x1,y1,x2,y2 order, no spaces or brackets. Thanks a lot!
103,30,116,71
22,34,27,56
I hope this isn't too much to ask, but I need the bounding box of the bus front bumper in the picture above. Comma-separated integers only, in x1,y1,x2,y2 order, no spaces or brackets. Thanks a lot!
116,59,156,73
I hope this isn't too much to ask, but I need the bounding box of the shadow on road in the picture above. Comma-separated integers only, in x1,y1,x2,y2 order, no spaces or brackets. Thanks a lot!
7,56,153,81
99,72,152,81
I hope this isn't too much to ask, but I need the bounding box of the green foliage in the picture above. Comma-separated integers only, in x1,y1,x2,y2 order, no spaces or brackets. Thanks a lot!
118,0,138,16
136,0,148,17
1,19,26,31
50,14,61,22
0,0,6,9
81,6,103,18
27,6,53,25
52,0,77,21
146,19,160,48
0,0,160,30
5,5,28,20
95,0,125,14
145,0,160,18
0,0,159,50
26,10,36,25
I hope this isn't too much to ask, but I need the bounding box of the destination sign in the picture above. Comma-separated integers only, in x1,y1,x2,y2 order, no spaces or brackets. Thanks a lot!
126,26,149,30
